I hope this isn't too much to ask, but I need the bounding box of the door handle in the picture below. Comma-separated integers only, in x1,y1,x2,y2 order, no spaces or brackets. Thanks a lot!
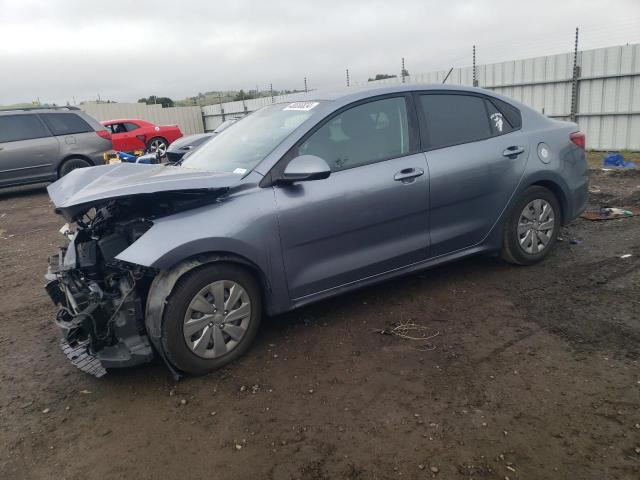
394,167,424,182
503,146,525,158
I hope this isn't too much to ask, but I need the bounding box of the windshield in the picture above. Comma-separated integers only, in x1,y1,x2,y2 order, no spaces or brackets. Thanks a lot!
181,103,321,173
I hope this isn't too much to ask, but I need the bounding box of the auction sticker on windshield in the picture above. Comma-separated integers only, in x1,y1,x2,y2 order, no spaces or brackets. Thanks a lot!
283,102,319,111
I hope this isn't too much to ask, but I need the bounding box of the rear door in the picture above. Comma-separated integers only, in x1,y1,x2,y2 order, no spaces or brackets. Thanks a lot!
0,114,59,186
416,92,529,256
273,95,430,299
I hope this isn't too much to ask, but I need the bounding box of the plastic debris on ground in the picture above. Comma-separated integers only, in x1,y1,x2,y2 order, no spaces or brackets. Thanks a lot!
603,151,636,169
581,207,639,221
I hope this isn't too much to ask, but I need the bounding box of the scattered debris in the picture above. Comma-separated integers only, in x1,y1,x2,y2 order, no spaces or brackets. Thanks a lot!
180,399,187,405
376,321,440,351
430,466,439,474
240,385,247,392
42,408,50,414
581,207,638,221
79,389,92,394
620,254,633,259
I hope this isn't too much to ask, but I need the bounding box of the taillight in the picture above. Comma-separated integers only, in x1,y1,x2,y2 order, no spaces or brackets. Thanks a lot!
570,131,585,150
96,130,111,140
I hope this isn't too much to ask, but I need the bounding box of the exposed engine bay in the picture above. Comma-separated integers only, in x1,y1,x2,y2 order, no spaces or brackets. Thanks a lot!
45,190,225,377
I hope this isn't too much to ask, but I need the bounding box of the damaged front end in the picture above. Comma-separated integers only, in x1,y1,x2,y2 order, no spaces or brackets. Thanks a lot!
46,205,156,377
44,163,238,377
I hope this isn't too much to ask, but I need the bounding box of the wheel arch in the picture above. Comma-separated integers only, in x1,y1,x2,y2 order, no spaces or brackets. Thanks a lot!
144,251,272,352
528,179,568,225
57,154,94,177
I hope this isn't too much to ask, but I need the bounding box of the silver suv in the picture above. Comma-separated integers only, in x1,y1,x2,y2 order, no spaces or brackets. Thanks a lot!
0,107,112,187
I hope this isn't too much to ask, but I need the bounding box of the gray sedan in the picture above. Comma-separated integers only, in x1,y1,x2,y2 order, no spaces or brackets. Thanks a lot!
45,84,588,377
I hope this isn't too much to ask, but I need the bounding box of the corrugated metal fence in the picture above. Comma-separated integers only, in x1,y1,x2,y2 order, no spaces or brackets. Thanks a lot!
202,43,640,150
80,102,204,135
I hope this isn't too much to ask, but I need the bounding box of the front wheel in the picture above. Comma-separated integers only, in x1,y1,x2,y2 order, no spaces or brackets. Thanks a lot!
162,264,262,375
501,186,561,265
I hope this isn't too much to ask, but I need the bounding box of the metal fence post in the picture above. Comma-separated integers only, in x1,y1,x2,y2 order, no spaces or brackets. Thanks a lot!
473,45,478,87
570,27,580,123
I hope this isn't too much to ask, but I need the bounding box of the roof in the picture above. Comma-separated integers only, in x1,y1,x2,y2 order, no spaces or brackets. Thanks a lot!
289,83,492,102
100,118,153,125
0,106,80,114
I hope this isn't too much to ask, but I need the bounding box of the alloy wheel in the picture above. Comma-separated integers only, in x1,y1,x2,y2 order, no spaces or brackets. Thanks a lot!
149,139,168,156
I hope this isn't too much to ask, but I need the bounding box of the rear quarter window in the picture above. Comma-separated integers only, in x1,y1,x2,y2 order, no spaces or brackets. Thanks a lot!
490,98,522,130
39,113,93,136
0,114,50,142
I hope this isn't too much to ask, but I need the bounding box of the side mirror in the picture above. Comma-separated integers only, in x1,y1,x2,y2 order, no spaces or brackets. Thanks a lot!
280,155,331,183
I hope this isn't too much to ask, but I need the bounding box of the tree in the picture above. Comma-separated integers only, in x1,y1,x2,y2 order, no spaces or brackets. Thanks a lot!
367,73,398,82
137,96,174,107
233,90,255,101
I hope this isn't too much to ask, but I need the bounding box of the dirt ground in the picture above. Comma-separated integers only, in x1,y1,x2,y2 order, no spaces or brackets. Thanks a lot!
1,166,639,480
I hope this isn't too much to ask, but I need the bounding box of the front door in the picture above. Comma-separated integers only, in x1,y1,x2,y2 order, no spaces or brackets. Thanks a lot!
273,96,430,299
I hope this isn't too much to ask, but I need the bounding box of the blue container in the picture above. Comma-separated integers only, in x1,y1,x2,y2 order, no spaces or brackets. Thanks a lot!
603,151,635,168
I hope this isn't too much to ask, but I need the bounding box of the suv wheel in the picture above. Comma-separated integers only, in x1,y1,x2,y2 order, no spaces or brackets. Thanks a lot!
162,264,262,375
501,186,561,265
58,158,91,177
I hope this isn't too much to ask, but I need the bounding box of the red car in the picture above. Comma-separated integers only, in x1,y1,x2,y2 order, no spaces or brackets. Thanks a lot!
101,119,182,155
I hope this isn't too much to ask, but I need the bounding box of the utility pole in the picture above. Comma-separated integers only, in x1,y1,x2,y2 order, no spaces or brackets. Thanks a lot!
401,57,406,83
270,83,274,103
346,69,350,87
472,45,478,87
304,77,308,93
570,27,580,122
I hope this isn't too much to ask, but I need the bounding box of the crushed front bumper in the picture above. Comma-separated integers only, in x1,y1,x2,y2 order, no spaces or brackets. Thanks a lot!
46,248,154,377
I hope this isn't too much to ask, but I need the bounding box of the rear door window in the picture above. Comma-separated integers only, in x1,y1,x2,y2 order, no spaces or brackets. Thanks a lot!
298,97,410,172
39,113,92,136
124,122,140,131
0,114,50,143
418,94,491,149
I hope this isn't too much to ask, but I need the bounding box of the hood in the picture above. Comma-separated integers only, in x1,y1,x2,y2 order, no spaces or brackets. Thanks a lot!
48,163,242,219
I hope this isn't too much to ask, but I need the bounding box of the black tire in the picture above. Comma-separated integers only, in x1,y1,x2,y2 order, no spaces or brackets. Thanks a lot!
58,157,91,177
162,263,262,375
501,186,561,265
146,137,168,156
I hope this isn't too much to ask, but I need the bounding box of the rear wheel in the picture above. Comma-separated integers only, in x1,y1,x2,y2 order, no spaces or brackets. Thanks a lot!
162,264,262,375
147,137,168,157
501,186,560,265
58,157,91,177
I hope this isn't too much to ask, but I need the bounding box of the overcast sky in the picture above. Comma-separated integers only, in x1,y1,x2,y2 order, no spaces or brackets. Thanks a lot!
0,0,639,105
